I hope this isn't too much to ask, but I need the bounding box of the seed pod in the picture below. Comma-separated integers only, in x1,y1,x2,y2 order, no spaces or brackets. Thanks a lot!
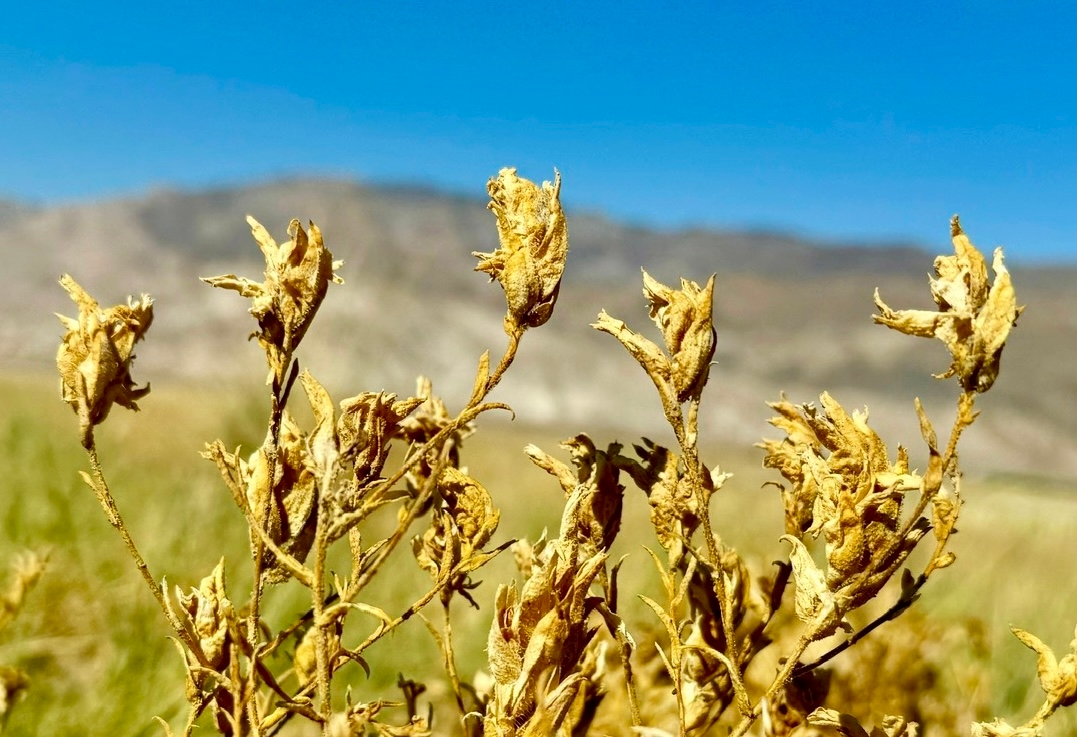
55,275,153,446
874,216,1022,393
202,217,342,384
175,559,233,672
642,271,716,402
473,168,569,332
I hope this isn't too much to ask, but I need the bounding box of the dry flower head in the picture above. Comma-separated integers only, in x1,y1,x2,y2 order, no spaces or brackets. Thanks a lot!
593,271,716,407
874,216,1022,392
202,217,342,384
473,168,568,333
55,275,153,446
762,392,928,634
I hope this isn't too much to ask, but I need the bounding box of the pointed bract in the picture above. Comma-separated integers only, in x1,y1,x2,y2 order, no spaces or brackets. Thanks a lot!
874,216,1021,392
55,275,153,446
642,270,717,402
1012,625,1077,709
201,217,342,384
474,168,568,331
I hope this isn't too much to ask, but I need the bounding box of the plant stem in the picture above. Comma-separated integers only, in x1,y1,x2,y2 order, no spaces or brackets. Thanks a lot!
485,327,522,395
440,601,467,717
84,444,207,665
310,522,331,728
791,573,927,678
730,631,815,737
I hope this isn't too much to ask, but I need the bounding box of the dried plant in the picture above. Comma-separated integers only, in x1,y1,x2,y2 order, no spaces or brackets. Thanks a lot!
51,166,1075,737
0,553,46,732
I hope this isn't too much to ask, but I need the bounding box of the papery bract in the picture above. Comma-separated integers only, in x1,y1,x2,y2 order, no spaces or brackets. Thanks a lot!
874,216,1021,393
55,275,153,446
474,168,568,332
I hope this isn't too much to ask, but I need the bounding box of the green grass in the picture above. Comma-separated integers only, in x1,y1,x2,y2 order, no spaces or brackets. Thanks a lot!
2,372,1076,735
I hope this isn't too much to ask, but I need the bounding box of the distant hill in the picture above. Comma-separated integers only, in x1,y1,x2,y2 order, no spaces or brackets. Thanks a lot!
0,198,37,228
125,179,937,282
4,177,1076,481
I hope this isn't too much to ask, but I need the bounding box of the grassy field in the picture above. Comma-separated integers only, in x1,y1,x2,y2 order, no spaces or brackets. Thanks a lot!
2,371,1076,735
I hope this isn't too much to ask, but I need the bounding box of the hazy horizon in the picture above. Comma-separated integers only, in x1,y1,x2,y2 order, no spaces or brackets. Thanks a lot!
6,172,1077,267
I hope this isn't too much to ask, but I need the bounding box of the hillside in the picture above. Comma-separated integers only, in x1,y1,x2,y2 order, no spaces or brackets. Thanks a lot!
3,177,1075,480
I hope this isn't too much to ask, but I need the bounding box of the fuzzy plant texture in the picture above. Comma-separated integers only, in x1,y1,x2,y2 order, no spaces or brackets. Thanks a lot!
8,167,1071,737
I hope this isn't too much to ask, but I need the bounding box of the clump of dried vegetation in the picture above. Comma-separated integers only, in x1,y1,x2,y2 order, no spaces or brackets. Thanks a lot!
13,167,1074,736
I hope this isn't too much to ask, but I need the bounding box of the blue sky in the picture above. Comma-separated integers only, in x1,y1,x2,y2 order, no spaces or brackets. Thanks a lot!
2,2,1075,262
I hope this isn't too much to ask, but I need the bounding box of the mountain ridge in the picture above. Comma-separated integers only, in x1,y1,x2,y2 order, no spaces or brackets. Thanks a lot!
4,176,1075,480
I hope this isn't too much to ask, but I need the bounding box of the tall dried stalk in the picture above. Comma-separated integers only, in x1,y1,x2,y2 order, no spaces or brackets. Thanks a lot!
54,168,1076,737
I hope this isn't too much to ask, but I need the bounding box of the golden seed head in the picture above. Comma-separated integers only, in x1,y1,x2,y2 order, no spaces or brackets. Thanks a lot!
201,216,342,385
473,168,568,332
764,393,925,619
642,270,717,402
175,559,233,671
337,392,423,489
414,467,500,584
873,216,1022,393
55,275,153,446
593,270,717,409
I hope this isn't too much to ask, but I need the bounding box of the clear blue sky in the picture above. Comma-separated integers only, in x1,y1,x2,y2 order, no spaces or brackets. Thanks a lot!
2,2,1075,262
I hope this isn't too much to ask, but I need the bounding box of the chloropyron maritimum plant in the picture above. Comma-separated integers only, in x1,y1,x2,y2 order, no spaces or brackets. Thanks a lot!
33,167,1076,736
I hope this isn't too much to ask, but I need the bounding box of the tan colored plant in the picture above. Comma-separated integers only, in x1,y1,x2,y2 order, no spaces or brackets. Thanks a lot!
0,553,46,733
55,167,1074,737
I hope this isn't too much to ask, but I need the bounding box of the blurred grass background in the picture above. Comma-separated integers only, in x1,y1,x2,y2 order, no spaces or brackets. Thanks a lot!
2,371,1076,735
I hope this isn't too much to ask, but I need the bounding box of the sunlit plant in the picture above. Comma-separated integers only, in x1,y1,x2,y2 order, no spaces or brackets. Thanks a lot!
45,167,1077,737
